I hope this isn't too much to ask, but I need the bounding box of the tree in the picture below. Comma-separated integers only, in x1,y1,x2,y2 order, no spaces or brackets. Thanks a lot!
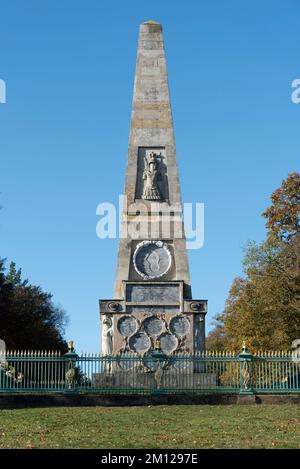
207,172,300,351
205,319,229,351
262,172,300,240
0,260,68,351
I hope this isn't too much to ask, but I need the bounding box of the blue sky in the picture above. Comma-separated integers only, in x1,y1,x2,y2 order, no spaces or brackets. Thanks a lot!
0,0,299,352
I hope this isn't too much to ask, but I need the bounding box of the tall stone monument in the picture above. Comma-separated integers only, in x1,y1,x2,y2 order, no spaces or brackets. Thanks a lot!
100,21,207,355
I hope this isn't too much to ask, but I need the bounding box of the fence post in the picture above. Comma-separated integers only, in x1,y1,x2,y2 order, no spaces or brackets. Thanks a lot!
151,340,168,395
63,340,78,394
239,342,253,394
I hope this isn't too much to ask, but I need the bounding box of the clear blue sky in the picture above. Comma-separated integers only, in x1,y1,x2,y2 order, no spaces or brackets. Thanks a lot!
0,0,299,352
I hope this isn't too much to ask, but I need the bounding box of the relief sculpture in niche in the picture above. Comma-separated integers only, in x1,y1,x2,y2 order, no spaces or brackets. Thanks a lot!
101,315,113,356
142,151,162,200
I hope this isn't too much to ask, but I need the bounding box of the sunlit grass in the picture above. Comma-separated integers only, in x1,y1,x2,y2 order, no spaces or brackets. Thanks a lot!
0,404,299,449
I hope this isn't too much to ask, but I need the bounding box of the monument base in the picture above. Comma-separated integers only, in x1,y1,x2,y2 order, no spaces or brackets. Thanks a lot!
92,372,216,390
100,281,207,355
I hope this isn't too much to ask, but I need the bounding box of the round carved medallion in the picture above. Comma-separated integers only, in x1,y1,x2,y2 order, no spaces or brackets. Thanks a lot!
190,302,202,312
108,301,120,312
143,316,164,337
159,333,178,354
129,332,151,353
117,316,138,337
133,240,172,280
169,316,190,338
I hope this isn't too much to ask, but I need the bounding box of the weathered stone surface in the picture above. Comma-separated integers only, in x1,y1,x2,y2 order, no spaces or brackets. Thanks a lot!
114,21,191,299
126,284,180,303
194,314,206,353
133,240,171,279
143,316,164,337
160,332,178,354
129,332,151,353
170,316,190,338
117,316,138,337
126,305,179,314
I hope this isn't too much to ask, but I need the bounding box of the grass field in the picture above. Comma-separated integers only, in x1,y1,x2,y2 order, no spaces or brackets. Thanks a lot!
0,405,299,449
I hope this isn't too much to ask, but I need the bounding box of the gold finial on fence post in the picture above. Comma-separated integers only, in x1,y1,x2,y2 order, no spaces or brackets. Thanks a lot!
242,341,247,353
68,340,74,352
155,338,161,351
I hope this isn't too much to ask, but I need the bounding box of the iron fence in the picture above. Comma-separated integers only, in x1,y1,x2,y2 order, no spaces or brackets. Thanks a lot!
0,346,299,395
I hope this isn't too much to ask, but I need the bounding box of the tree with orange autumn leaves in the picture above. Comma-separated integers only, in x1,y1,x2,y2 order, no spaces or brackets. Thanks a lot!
207,172,300,351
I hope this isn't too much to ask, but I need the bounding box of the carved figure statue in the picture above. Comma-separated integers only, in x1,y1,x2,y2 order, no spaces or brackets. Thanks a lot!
142,152,162,200
102,315,113,356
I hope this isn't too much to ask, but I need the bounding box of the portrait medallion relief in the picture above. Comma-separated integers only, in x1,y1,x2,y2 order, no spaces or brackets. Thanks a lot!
159,332,178,354
129,332,151,353
169,316,190,338
143,316,164,337
117,315,138,337
133,240,172,280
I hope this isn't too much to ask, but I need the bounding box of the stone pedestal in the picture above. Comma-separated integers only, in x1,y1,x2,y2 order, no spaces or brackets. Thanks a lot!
100,281,206,355
92,372,216,390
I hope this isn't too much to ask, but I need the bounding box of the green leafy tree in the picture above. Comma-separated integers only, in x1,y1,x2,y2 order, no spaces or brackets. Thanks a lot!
0,260,68,351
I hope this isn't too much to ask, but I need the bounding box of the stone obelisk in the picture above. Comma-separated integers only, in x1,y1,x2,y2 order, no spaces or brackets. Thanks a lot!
100,21,207,356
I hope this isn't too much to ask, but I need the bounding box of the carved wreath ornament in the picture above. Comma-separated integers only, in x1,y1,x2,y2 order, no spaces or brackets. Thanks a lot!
0,360,24,384
133,240,172,280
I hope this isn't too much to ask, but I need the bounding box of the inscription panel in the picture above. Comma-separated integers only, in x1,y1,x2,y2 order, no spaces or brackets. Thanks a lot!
126,305,179,315
126,284,179,303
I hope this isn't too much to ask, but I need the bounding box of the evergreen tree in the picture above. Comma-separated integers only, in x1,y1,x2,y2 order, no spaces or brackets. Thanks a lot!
0,260,68,351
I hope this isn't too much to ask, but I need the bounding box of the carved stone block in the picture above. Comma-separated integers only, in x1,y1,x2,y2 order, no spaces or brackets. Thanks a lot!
125,283,180,304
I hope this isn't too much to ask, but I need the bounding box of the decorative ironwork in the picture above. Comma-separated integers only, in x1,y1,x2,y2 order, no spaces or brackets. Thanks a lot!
241,359,250,390
65,362,75,389
68,340,74,351
0,360,24,384
154,361,164,390
0,347,299,395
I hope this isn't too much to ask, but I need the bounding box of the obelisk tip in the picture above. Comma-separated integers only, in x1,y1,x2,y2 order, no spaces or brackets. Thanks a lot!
143,20,161,25
140,20,162,32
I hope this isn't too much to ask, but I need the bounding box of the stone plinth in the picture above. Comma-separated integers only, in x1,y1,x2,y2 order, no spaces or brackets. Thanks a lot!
92,372,216,390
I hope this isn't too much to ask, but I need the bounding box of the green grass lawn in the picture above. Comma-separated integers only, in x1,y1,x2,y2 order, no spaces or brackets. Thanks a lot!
0,405,299,449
